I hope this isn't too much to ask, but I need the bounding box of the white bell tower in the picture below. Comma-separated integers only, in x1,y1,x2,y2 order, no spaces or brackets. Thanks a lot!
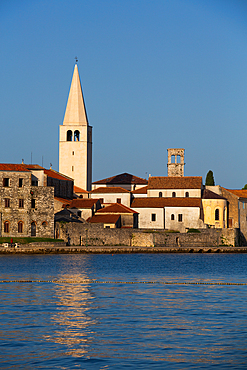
59,63,92,191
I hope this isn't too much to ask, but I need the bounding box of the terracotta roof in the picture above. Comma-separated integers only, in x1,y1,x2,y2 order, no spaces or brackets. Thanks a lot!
132,186,148,194
54,197,72,204
93,173,147,185
21,164,44,170
88,214,120,224
44,169,73,181
0,164,30,172
96,203,138,214
69,199,100,209
148,176,202,189
131,197,201,208
202,189,226,200
90,186,130,194
74,185,88,193
224,189,247,199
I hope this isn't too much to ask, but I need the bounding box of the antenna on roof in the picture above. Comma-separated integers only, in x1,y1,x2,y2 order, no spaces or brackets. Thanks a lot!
75,56,78,63
50,163,52,169
42,156,43,167
31,152,32,164
22,159,24,164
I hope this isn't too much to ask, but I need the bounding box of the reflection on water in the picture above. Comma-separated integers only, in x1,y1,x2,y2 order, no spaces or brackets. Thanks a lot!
0,254,247,369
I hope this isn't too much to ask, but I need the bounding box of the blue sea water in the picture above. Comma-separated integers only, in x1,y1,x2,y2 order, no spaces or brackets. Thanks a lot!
0,253,247,369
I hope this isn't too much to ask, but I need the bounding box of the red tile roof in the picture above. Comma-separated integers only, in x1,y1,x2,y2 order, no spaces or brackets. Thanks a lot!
69,199,100,209
0,164,30,172
131,197,201,208
74,185,88,193
202,189,226,200
148,176,202,189
93,173,147,185
131,186,148,194
44,169,73,181
90,186,130,194
54,197,72,204
97,203,138,214
21,164,44,170
224,189,247,199
88,214,120,224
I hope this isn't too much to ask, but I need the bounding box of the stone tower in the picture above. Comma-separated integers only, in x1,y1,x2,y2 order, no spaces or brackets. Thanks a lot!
59,63,92,191
167,148,185,177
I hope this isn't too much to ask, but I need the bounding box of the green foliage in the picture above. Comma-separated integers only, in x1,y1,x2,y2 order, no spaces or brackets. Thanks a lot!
0,237,63,244
187,228,201,233
205,170,215,186
242,184,247,190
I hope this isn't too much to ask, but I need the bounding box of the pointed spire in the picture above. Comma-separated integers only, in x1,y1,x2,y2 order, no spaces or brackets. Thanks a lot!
63,64,89,125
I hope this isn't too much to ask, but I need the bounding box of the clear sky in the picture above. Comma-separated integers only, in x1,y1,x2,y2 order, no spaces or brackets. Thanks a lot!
1,0,247,188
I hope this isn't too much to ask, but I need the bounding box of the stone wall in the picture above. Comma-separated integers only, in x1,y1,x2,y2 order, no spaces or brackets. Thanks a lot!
55,222,240,248
47,177,73,199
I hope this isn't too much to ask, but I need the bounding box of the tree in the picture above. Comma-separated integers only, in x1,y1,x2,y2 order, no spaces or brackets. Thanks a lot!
242,184,247,190
205,170,215,186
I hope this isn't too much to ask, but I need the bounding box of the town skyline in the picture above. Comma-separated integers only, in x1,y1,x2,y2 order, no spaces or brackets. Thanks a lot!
1,0,247,189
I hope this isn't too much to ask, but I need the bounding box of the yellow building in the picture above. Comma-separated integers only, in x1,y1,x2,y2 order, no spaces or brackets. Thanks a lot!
202,189,227,228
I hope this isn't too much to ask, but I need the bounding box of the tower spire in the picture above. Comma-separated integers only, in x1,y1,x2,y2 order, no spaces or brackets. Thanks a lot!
62,63,88,126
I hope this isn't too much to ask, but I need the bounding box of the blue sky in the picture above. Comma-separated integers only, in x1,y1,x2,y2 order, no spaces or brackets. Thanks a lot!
1,0,247,188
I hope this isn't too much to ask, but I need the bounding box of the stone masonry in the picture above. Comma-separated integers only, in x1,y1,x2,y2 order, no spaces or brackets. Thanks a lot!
167,148,185,177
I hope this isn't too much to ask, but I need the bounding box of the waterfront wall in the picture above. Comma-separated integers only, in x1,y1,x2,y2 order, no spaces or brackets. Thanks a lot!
55,222,240,248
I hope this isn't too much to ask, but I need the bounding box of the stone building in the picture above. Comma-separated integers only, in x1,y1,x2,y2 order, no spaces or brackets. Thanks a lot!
167,148,185,177
0,164,54,238
59,63,92,191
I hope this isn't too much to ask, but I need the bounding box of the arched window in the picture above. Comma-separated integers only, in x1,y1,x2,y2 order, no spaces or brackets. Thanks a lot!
74,130,80,141
67,130,73,141
42,221,47,227
171,155,175,163
172,192,176,198
177,155,181,163
159,192,162,198
31,221,36,236
185,192,189,198
18,221,23,233
4,221,9,233
171,214,175,220
215,209,219,221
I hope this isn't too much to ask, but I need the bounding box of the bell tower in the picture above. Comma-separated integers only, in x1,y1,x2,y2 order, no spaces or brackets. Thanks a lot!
59,63,92,191
167,148,185,177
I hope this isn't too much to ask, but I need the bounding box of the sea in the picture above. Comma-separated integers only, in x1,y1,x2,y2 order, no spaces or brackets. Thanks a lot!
0,253,247,369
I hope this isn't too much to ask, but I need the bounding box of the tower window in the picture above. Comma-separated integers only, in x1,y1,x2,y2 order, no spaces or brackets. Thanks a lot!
67,130,73,141
159,192,162,198
177,155,181,163
72,151,74,155
72,166,74,171
172,192,176,198
171,155,175,163
74,130,80,141
215,209,219,221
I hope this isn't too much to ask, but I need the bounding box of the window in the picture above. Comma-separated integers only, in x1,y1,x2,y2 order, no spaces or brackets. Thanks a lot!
67,130,72,141
31,199,36,209
72,166,74,171
18,221,23,233
5,198,10,208
177,155,181,163
19,178,23,187
171,155,175,163
72,151,74,155
172,192,176,198
42,221,47,227
4,221,9,233
215,209,219,221
117,198,121,203
74,130,80,141
159,192,162,198
77,211,82,217
178,214,183,222
31,221,36,236
19,199,24,208
185,192,189,198
151,214,156,222
3,178,9,187
243,203,245,210
171,214,175,220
